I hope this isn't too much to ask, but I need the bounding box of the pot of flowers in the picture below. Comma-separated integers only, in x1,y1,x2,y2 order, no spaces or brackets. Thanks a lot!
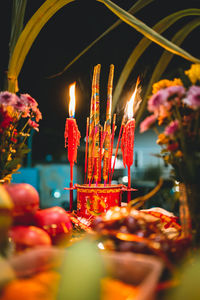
140,63,200,245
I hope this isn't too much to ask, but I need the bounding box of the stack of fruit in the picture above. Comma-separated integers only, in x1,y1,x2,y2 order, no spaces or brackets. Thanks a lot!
2,183,73,252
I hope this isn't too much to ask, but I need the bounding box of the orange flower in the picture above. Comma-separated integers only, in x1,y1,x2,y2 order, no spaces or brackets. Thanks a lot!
157,133,169,145
175,150,183,157
152,78,183,94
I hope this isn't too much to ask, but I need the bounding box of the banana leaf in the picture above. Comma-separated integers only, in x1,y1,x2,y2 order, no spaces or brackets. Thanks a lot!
136,18,200,125
48,0,155,78
112,8,200,114
7,0,74,93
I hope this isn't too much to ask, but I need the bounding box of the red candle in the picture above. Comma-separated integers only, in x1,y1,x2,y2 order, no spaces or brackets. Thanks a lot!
121,78,140,202
65,118,80,167
64,82,81,210
64,83,81,168
121,118,135,169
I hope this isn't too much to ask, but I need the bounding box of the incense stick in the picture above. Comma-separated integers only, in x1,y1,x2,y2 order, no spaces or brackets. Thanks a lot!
99,125,103,183
109,113,116,184
88,65,97,184
93,64,101,184
103,65,114,184
84,117,89,183
110,115,124,182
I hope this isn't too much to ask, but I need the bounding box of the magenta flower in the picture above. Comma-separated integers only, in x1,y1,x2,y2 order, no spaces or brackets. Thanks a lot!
164,120,179,136
166,85,185,98
147,89,169,112
20,94,38,108
183,85,200,109
28,119,39,132
14,98,30,115
0,91,19,106
140,115,157,133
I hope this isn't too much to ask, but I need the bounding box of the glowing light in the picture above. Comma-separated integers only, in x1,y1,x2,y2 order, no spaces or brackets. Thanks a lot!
122,176,128,183
98,242,105,250
69,82,76,118
52,189,61,198
125,77,140,119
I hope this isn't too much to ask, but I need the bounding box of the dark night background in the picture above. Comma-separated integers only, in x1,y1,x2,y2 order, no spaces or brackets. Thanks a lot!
0,0,200,165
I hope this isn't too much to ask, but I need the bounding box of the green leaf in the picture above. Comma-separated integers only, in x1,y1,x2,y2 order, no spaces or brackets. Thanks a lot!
136,18,200,125
112,8,200,114
7,0,75,93
9,0,28,59
48,0,155,78
98,0,200,64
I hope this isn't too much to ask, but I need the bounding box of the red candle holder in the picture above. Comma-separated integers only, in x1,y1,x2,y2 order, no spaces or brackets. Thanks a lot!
75,184,125,218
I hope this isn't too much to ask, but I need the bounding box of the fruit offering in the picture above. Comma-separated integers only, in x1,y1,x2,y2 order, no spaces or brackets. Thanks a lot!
4,183,39,225
101,277,138,300
93,206,188,261
34,207,73,245
9,226,52,252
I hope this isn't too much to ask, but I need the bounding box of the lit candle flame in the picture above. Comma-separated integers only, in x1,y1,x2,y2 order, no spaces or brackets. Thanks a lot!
125,77,140,119
69,82,76,118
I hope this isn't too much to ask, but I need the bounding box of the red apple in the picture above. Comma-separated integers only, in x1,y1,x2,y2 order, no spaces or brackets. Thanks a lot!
9,226,51,252
4,183,39,225
34,207,73,245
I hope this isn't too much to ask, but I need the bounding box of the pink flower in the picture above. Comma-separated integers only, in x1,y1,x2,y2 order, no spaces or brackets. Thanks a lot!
183,85,200,109
166,85,185,98
28,119,39,131
147,89,169,112
14,98,30,115
164,120,179,136
140,115,157,133
0,91,19,106
20,94,38,108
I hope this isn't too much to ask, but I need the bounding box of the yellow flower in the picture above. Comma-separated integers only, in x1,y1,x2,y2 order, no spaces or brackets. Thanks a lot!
6,105,14,117
175,150,183,157
7,154,12,161
152,78,183,94
185,64,200,84
164,155,170,163
157,133,169,145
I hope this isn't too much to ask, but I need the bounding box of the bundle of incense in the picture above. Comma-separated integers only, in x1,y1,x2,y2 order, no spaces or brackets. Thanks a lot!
93,64,101,184
103,64,114,185
87,66,97,184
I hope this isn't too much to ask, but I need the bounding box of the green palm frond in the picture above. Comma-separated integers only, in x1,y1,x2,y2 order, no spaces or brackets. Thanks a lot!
112,8,200,114
97,0,200,63
135,18,200,125
48,0,155,78
9,0,27,59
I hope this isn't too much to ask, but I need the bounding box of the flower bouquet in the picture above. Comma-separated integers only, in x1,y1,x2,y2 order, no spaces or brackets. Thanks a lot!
140,64,200,243
0,91,42,182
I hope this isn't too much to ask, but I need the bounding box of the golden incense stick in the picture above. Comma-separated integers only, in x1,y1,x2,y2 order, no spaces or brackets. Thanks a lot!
103,64,114,184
